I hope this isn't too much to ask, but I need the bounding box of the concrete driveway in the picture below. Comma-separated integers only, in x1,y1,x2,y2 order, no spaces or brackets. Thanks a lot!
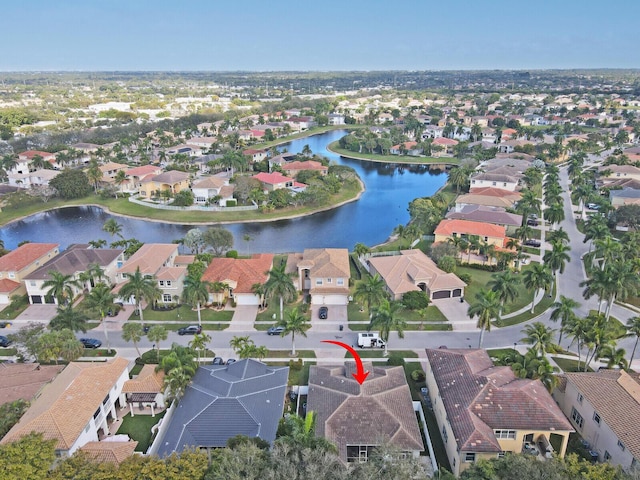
14,304,57,326
431,297,475,331
309,304,347,333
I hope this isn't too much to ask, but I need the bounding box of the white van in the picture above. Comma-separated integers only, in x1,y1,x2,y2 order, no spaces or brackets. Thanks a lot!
357,332,386,348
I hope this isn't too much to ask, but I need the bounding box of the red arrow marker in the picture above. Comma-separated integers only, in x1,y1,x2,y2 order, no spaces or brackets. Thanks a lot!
322,340,370,384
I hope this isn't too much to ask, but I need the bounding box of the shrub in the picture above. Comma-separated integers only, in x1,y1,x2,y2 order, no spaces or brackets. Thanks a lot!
437,255,457,273
226,199,237,207
402,291,429,310
225,250,238,258
458,272,472,284
411,369,426,382
387,354,405,366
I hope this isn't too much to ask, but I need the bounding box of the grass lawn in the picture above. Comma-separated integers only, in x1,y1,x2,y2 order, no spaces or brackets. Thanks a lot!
0,295,30,320
267,360,313,386
328,141,460,166
486,348,518,360
348,323,452,331
347,304,447,324
494,289,556,327
129,363,144,377
81,348,117,357
129,304,233,323
265,350,316,358
0,347,18,356
522,246,541,255
346,349,418,359
551,356,593,373
347,303,370,322
116,412,166,452
424,407,452,472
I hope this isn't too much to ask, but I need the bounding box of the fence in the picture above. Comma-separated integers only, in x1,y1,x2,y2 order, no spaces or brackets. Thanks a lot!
128,196,258,212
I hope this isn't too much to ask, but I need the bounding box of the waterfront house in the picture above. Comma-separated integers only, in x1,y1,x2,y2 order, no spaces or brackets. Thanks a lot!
287,248,350,306
201,254,273,306
0,243,59,304
191,176,235,206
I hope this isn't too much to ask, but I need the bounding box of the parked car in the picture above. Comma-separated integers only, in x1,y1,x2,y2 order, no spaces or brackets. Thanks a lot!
142,325,150,334
524,239,541,247
226,358,237,365
212,357,224,365
318,306,328,320
267,326,285,335
0,335,12,347
587,203,600,210
178,325,202,335
526,219,539,226
80,338,102,349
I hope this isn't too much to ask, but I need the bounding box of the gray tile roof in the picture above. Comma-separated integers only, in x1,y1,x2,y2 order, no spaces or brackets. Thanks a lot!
445,204,522,227
25,244,123,280
308,362,424,462
155,360,288,456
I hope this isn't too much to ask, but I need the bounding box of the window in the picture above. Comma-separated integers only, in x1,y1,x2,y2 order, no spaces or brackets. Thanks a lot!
497,451,506,458
492,181,497,186
159,280,165,286
464,453,476,463
337,278,344,286
30,281,36,286
593,412,601,425
618,440,626,451
163,294,172,303
577,393,583,404
604,451,611,461
315,279,323,286
494,429,516,439
327,278,332,284
442,425,448,443
503,182,507,187
102,394,110,406
8,272,15,279
93,407,101,419
84,423,90,433
166,280,172,287
571,407,584,429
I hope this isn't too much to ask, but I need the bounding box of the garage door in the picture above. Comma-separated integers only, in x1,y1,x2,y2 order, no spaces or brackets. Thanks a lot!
31,295,43,304
452,289,462,297
432,291,451,299
235,294,259,306
311,294,348,305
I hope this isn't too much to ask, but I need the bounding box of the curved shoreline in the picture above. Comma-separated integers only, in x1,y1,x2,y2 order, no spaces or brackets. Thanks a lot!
326,142,458,167
1,177,366,228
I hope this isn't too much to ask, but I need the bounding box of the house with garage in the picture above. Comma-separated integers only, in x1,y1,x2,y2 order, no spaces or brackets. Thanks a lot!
242,148,268,163
445,205,522,231
425,349,573,477
432,137,459,156
201,254,273,306
153,359,288,456
24,245,124,305
0,362,64,405
469,172,520,192
0,243,59,305
252,171,306,193
191,176,235,206
138,170,191,198
287,248,350,306
0,357,130,458
434,219,508,249
115,243,185,306
553,370,640,471
367,249,466,300
455,187,522,210
307,362,424,463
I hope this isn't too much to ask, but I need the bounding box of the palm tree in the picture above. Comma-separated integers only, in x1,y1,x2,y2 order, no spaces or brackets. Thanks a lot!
251,282,266,309
122,322,144,359
147,325,168,361
550,296,580,344
522,264,553,314
113,170,128,197
88,239,107,249
593,236,622,271
467,289,501,348
264,263,297,322
276,308,310,357
78,262,106,291
353,242,370,260
189,332,212,364
164,367,191,403
449,166,470,193
521,322,556,357
543,203,565,230
42,270,80,305
354,273,388,320
119,266,162,325
547,227,569,246
84,282,116,353
599,346,628,370
102,219,124,239
543,242,571,277
181,274,211,326
49,305,89,333
210,281,228,308
487,270,520,316
626,316,640,369
87,160,102,193
60,337,85,363
368,299,406,355
580,267,611,315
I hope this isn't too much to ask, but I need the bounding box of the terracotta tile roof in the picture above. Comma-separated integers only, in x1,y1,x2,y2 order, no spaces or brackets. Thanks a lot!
467,187,522,200
126,165,163,177
0,358,129,450
202,254,273,294
122,364,164,393
156,266,186,281
426,349,573,453
308,363,424,462
174,255,195,266
0,243,59,273
564,370,640,460
118,244,178,277
252,172,296,185
284,160,327,171
433,137,459,146
368,250,465,298
25,245,122,280
18,150,54,159
98,162,127,173
0,278,22,293
297,249,350,279
192,176,227,189
80,441,138,464
0,363,64,404
434,219,506,239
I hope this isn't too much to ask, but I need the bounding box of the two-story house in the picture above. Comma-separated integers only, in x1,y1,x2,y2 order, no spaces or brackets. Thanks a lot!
0,243,60,304
24,245,124,305
553,370,640,470
115,243,185,306
288,248,350,306
191,176,235,206
138,170,191,198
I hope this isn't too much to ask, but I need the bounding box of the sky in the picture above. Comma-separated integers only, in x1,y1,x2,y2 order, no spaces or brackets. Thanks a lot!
2,0,639,71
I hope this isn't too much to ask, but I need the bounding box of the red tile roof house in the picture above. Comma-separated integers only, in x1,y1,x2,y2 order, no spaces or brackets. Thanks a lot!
432,137,459,157
455,187,522,210
252,172,307,193
390,141,422,156
123,165,164,193
425,349,573,476
191,176,235,206
282,160,328,177
0,243,60,305
242,148,268,163
12,150,56,174
201,254,273,306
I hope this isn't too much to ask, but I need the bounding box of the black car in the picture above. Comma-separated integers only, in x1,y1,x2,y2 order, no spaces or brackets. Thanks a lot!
226,358,237,365
0,335,12,347
212,357,224,365
267,326,285,335
178,325,202,335
318,306,328,320
524,239,541,247
80,338,102,349
526,219,539,226
142,325,151,334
